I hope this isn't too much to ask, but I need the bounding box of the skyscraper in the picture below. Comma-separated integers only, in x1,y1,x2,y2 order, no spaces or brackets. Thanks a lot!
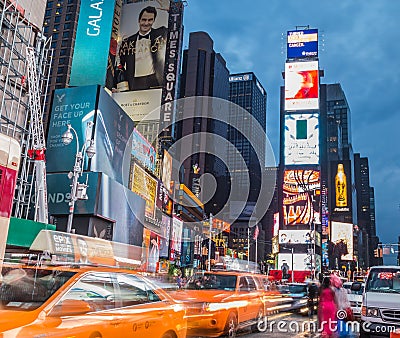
228,72,267,262
178,31,229,215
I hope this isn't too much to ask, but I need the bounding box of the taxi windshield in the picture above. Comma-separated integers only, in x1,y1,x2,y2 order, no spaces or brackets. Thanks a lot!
366,268,400,293
185,273,237,291
0,266,76,311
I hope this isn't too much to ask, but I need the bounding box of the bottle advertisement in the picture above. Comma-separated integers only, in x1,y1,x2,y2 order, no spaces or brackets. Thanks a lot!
330,160,352,217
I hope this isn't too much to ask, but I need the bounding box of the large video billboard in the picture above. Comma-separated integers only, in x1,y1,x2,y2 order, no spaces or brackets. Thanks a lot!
287,29,318,59
46,85,98,173
330,160,352,217
70,0,116,86
284,61,319,111
279,229,316,244
331,221,353,261
104,0,183,133
283,169,320,226
284,113,319,165
92,88,134,184
47,86,134,185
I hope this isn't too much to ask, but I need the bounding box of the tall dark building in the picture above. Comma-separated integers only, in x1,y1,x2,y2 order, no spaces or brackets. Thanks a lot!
354,154,372,268
42,0,81,126
228,72,267,262
177,31,230,215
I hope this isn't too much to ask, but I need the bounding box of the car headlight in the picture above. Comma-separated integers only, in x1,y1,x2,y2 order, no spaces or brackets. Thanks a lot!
365,307,380,317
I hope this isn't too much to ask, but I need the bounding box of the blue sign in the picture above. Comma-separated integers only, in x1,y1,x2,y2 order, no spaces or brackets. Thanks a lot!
46,85,98,173
287,29,318,59
70,0,116,86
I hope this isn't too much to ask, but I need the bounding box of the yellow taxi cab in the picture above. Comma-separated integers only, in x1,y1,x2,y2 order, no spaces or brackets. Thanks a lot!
0,230,187,338
169,270,280,337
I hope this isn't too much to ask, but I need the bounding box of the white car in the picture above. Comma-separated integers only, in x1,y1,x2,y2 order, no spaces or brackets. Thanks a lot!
343,281,364,320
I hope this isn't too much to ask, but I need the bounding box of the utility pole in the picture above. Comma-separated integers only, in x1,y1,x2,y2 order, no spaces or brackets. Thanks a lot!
207,213,213,271
247,227,250,272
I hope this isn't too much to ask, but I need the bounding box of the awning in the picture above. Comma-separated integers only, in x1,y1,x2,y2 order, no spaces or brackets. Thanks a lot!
7,217,56,248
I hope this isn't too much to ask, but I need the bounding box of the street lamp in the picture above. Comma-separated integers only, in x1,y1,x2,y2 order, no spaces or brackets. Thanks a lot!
61,121,95,233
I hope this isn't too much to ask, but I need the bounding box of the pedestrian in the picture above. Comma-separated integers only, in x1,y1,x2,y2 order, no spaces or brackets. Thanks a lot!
331,274,353,338
318,276,337,338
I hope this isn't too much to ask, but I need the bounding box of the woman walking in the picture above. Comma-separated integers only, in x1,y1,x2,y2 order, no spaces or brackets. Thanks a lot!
318,276,337,338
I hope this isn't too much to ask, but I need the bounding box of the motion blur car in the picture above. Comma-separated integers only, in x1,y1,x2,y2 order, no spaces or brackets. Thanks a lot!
169,271,279,337
278,283,313,315
343,281,364,320
0,263,187,338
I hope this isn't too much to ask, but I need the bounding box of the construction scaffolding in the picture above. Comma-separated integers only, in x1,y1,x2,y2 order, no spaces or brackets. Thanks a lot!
0,0,52,221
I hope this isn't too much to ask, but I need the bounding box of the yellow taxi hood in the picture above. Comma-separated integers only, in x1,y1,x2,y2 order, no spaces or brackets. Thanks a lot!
169,289,235,303
0,309,38,332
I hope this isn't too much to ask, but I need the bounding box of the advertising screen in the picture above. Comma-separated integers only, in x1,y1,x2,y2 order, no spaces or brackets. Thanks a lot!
287,29,318,59
70,1,116,86
170,216,183,259
284,61,319,111
283,169,320,226
92,88,135,184
159,214,171,257
330,160,352,217
131,163,157,219
131,128,156,172
46,86,98,173
331,221,353,261
278,229,316,244
278,253,310,271
284,113,319,165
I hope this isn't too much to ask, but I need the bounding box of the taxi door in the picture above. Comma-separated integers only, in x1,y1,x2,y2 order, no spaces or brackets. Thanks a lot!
237,276,261,323
109,273,172,338
39,272,122,337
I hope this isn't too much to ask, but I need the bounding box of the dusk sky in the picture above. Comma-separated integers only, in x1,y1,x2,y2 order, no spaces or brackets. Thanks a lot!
182,0,400,261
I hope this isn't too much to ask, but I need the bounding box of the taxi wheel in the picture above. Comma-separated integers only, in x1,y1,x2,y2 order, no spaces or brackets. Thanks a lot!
223,312,237,337
89,332,102,338
251,307,264,332
161,332,175,338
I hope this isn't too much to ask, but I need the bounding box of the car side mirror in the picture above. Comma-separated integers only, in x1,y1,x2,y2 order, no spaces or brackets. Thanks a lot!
351,281,362,292
49,299,91,317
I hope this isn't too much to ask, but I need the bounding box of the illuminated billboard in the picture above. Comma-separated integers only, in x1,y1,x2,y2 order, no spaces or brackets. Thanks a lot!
278,253,310,271
70,1,116,86
278,229,316,244
130,163,157,219
330,160,352,217
284,61,319,111
170,216,183,260
131,128,156,172
331,221,353,261
105,0,183,135
283,170,320,226
287,29,318,59
284,113,319,165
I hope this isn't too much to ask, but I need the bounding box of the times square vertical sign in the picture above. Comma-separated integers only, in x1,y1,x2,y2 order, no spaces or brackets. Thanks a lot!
160,1,184,140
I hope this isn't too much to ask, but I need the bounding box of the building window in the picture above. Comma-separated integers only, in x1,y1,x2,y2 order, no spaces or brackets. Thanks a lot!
54,15,61,23
62,31,69,38
64,23,71,30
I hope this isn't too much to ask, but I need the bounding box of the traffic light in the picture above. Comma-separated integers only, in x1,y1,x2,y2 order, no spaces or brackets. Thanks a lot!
374,248,383,258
